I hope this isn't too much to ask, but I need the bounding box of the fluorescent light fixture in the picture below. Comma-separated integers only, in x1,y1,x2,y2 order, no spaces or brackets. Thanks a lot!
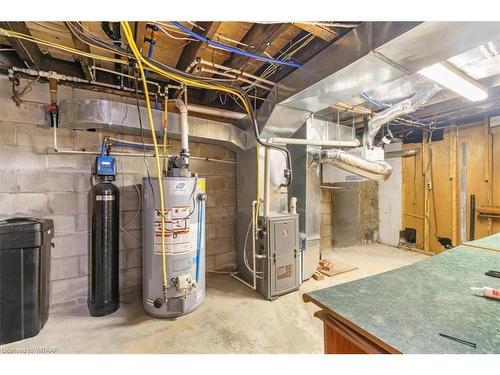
418,62,488,102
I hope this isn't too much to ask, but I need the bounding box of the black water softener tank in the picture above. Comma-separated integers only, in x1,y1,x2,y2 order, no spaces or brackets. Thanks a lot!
0,217,53,345
89,156,120,316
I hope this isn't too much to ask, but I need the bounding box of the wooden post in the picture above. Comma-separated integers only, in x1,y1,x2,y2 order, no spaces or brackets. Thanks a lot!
422,133,430,252
484,116,493,235
449,126,459,246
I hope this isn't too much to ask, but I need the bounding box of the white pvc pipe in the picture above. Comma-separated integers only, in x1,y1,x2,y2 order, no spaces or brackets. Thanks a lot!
187,103,245,120
264,147,270,218
290,197,297,214
267,137,360,147
251,200,257,290
175,98,189,152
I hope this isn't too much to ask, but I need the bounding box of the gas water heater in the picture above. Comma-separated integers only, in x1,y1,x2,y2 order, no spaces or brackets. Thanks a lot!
142,164,206,317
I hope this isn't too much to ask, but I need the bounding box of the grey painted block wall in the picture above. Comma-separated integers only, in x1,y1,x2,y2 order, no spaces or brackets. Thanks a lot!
0,88,237,306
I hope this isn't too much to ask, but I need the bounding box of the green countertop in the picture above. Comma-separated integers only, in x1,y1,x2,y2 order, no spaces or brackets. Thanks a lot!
304,238,500,353
464,232,500,251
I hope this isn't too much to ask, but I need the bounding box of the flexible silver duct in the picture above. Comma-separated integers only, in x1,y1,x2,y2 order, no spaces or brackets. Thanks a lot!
312,149,393,181
367,83,441,147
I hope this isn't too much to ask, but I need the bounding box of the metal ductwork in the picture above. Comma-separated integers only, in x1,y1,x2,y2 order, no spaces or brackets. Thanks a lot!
59,99,249,151
311,148,393,181
366,83,441,147
246,22,500,139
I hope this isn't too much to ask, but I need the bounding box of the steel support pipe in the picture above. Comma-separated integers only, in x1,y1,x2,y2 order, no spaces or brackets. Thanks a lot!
266,137,360,148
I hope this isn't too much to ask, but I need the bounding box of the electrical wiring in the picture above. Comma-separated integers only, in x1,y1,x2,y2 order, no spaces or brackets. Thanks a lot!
122,22,169,299
243,33,315,92
170,21,302,69
74,21,118,47
214,33,250,47
115,159,142,244
120,22,292,185
4,22,293,244
133,73,155,200
154,21,198,38
11,74,41,105
67,22,241,85
66,22,130,58
156,24,198,42
0,27,126,65
187,21,205,32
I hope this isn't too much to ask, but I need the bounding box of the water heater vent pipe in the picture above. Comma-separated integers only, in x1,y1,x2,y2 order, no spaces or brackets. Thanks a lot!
175,97,189,156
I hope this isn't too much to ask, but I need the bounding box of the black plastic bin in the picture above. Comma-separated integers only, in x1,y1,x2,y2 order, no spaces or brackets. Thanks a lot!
0,217,54,345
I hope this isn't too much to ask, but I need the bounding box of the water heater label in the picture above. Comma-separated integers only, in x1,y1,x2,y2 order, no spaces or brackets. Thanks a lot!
153,206,192,255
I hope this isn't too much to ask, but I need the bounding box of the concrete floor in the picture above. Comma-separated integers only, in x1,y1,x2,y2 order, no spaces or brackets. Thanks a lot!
1,244,427,354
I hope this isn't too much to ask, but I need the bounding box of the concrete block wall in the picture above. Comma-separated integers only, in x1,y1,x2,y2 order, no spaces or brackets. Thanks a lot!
331,181,379,248
0,77,238,306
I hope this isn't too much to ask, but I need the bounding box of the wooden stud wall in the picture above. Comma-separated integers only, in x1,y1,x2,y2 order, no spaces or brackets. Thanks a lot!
402,121,499,253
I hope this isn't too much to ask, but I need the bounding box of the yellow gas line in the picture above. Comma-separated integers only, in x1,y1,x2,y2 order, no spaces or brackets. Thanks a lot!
121,23,169,295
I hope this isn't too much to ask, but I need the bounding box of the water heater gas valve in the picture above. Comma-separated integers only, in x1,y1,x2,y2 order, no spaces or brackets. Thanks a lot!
174,273,196,295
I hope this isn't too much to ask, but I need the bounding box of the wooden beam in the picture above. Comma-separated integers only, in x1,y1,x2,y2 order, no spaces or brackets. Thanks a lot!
293,23,337,42
202,23,290,105
249,27,353,109
175,22,221,71
64,22,93,81
0,21,43,69
225,23,290,71
134,22,147,53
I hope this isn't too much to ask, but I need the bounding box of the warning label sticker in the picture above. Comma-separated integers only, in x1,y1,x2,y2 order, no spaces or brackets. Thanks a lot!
153,206,193,255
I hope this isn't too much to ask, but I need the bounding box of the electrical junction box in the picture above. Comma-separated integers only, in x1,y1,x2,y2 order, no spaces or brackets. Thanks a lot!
322,146,385,183
256,213,300,300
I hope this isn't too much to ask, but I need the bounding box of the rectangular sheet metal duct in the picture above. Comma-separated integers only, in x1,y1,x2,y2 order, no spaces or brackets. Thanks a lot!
59,99,249,151
249,22,500,138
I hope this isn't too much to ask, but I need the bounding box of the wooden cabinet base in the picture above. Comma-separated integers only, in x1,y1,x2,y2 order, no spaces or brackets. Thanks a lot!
315,310,399,354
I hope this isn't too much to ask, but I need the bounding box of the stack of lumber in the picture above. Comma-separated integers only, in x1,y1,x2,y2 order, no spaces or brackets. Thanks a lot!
312,259,334,280
312,258,358,280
